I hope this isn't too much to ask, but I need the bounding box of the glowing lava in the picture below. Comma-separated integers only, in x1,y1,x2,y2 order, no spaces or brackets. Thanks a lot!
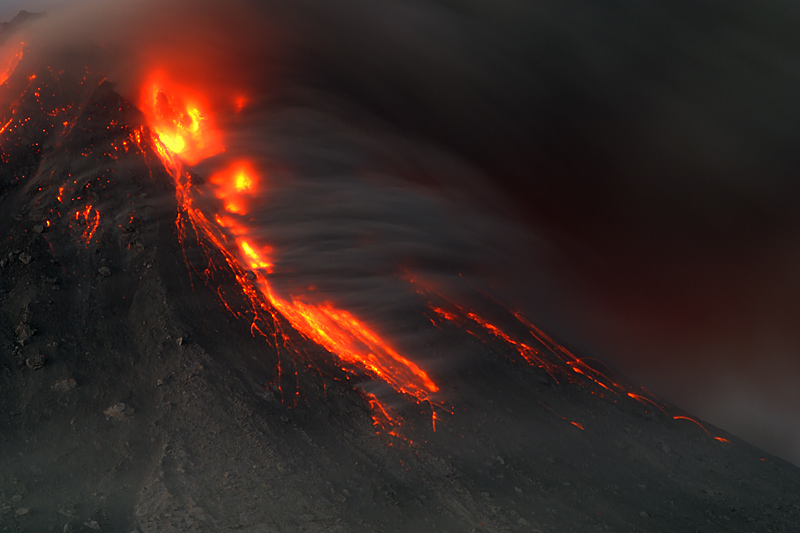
139,72,223,165
209,161,259,215
263,292,439,401
76,204,101,245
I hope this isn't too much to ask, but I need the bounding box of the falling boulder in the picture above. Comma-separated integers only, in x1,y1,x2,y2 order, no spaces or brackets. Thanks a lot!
15,323,35,345
103,402,135,419
25,354,45,371
18,252,32,264
97,266,111,277
52,378,77,393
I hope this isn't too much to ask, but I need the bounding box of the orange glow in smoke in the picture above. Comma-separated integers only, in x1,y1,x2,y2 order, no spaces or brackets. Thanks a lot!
234,95,248,113
209,160,259,215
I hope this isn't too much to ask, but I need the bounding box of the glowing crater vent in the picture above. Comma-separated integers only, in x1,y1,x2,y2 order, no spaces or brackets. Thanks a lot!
140,72,223,165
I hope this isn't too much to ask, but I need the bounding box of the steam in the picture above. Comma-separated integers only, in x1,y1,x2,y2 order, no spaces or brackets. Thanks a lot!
10,0,800,464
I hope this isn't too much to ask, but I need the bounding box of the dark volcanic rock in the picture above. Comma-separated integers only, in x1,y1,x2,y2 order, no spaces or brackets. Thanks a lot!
52,377,76,393
103,402,134,419
14,322,33,345
23,354,44,370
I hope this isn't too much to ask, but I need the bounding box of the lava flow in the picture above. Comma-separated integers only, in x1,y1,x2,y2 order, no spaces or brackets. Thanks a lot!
418,282,731,441
140,75,439,435
138,72,728,443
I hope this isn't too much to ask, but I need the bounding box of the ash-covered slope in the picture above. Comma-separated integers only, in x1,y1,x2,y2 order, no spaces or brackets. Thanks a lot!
1,48,800,533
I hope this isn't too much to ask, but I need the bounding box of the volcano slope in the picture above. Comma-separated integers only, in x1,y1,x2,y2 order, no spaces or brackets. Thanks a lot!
0,45,800,533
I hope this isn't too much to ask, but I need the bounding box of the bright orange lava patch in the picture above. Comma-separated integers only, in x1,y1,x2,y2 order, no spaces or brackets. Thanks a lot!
139,72,223,166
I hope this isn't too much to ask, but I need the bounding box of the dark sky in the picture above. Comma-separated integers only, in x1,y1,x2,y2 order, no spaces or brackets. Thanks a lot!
6,0,800,465
0,1,62,21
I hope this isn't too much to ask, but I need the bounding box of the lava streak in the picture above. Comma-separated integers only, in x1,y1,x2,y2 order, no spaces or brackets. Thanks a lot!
76,204,101,245
142,75,439,434
263,291,439,401
420,283,730,441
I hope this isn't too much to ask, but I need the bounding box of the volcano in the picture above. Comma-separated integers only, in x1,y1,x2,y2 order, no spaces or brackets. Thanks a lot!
2,6,800,533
